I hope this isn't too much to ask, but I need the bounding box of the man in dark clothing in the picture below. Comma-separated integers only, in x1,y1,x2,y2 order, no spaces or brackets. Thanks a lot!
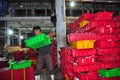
33,26,55,75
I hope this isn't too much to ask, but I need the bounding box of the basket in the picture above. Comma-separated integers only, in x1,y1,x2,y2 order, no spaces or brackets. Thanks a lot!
9,60,32,70
24,33,51,49
98,68,120,78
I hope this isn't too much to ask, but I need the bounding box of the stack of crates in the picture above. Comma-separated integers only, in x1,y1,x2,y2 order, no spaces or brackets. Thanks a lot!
60,13,99,80
60,12,120,80
86,12,120,80
0,60,33,80
7,60,34,80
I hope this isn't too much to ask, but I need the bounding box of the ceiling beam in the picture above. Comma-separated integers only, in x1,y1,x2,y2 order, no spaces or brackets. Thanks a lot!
0,16,79,21
0,17,50,21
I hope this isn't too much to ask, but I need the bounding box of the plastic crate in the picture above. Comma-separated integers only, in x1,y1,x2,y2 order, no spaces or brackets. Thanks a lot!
116,21,120,27
86,20,115,30
70,40,95,49
13,51,24,61
116,27,120,34
98,68,120,78
78,13,94,21
24,33,51,49
79,19,89,28
73,64,99,72
0,68,11,80
67,33,96,42
97,48,119,55
91,27,115,34
10,67,34,80
96,35,117,41
71,49,96,57
98,62,120,69
76,71,98,80
9,60,32,70
99,77,120,80
93,12,113,20
0,60,8,68
115,14,120,21
95,41,117,48
75,56,96,65
97,55,120,62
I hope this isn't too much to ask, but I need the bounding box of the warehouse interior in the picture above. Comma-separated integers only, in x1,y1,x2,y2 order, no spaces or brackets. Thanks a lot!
0,0,120,80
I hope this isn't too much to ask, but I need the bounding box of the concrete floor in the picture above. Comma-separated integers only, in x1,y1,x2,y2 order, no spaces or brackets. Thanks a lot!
34,68,64,80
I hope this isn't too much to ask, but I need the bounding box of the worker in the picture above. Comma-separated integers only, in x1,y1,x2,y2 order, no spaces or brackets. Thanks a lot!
33,26,55,76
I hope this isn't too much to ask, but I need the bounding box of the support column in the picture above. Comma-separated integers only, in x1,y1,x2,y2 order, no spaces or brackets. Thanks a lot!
55,0,67,67
18,29,21,46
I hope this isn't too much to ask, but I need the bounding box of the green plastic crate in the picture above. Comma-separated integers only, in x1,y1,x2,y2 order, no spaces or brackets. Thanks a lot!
9,60,32,70
98,68,120,78
24,33,51,49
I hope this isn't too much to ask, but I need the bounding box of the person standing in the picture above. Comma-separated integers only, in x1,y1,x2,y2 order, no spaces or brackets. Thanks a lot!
33,26,55,75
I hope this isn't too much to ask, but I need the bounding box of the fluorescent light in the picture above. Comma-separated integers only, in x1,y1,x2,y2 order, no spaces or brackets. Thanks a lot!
70,1,75,7
8,29,13,35
20,35,24,39
20,5,23,8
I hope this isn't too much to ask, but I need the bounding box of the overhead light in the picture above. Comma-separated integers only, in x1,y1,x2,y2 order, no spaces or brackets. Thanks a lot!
20,35,24,39
20,4,23,8
8,29,13,35
70,1,75,7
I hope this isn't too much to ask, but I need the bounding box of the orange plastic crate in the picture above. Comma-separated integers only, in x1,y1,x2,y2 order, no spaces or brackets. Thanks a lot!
70,40,95,49
79,19,89,28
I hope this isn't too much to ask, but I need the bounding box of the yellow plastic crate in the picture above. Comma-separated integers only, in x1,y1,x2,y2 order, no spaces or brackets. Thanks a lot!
79,19,89,28
70,40,95,49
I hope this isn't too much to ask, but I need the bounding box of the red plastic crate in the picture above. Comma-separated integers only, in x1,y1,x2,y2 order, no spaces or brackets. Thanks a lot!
0,67,34,80
96,35,117,41
0,60,8,68
78,13,94,21
71,49,96,57
93,12,113,20
86,20,115,30
67,33,96,42
99,77,120,80
114,14,120,20
116,27,120,34
12,67,34,80
97,48,119,55
64,67,73,73
76,71,98,80
116,21,120,27
0,68,11,80
68,20,80,29
68,23,78,29
73,64,99,72
75,56,96,65
98,62,120,69
13,51,25,61
67,73,75,80
95,41,117,48
91,27,115,34
60,54,73,61
97,55,120,62
60,61,73,73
